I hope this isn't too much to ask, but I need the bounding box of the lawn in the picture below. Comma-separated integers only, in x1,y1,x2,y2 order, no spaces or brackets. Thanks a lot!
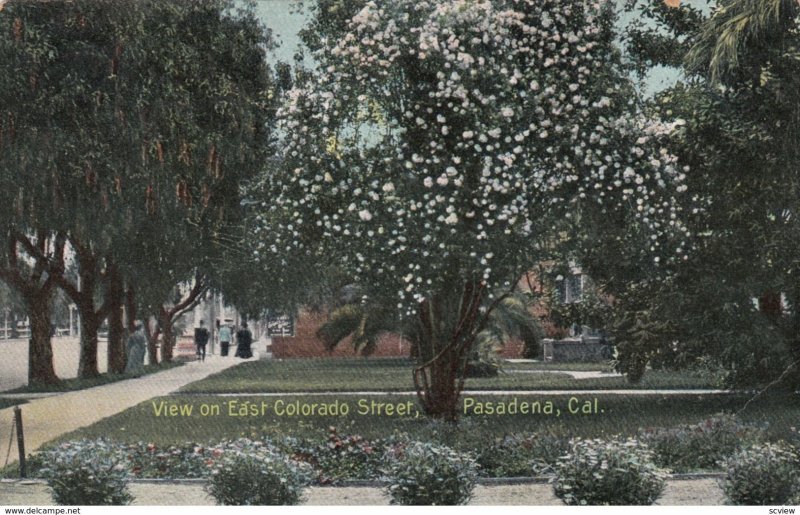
49,392,800,448
179,358,715,393
504,361,615,372
0,399,26,410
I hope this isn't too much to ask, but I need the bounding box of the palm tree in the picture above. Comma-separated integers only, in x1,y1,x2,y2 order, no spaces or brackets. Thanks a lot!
316,292,544,375
685,0,799,83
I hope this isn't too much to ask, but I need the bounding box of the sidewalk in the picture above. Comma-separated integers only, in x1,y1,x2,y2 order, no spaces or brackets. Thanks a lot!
0,355,242,467
0,478,726,505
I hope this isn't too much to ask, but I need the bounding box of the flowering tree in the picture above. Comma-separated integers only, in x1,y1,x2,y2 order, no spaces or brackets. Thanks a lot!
262,0,688,419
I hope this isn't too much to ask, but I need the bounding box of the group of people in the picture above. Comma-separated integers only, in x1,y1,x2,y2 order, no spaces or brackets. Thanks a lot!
194,320,253,361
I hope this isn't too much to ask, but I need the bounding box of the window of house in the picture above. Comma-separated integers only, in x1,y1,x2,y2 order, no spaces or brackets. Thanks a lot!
558,274,584,304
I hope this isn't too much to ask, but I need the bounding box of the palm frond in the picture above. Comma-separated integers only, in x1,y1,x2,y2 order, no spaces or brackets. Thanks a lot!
316,303,396,356
686,0,798,82
316,304,364,351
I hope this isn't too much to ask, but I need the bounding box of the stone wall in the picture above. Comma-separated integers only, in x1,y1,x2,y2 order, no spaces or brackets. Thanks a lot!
542,338,611,362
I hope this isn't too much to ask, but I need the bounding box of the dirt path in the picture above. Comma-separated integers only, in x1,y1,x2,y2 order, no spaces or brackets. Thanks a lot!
0,478,726,506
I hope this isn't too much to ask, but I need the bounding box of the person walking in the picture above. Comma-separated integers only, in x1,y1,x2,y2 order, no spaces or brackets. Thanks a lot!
125,321,147,374
234,321,253,359
219,322,232,357
194,320,210,361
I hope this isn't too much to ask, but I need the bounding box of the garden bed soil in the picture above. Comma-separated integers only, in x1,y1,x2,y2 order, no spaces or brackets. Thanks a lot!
0,478,726,505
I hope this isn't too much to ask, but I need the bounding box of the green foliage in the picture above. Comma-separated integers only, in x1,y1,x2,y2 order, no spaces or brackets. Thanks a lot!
722,442,800,505
553,438,667,506
0,0,279,357
638,414,765,472
385,441,478,506
317,292,543,372
206,439,312,506
685,0,799,84
38,439,133,506
317,303,398,356
623,0,707,76
475,432,570,477
305,427,388,483
604,0,800,390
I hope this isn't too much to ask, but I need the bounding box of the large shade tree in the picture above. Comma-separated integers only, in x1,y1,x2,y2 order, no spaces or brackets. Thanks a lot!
260,0,688,419
0,0,276,376
598,0,800,388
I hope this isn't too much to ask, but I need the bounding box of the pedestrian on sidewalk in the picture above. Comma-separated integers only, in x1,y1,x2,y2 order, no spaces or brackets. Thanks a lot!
125,321,147,374
219,322,232,357
194,320,210,361
234,321,253,359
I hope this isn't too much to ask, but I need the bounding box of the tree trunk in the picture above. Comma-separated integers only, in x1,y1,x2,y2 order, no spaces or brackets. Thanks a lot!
412,283,484,420
427,348,463,419
26,291,58,385
125,285,136,332
0,230,64,386
105,263,126,374
759,291,783,320
144,318,160,366
78,307,101,378
159,309,175,363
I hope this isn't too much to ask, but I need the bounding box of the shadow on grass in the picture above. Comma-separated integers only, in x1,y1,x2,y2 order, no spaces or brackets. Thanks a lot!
4,362,184,395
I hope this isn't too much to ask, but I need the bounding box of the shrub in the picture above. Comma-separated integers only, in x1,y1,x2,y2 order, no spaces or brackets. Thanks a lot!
476,432,570,477
126,442,215,478
638,414,764,472
206,438,312,505
385,441,478,505
553,438,667,505
722,442,800,505
38,439,133,505
308,427,387,483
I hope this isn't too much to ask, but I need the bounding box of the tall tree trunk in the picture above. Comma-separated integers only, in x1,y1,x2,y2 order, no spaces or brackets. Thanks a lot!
64,239,109,379
26,290,58,385
412,282,485,420
125,285,136,332
159,308,175,363
105,262,126,374
0,229,64,386
153,275,207,363
78,306,101,378
780,289,800,392
144,318,160,366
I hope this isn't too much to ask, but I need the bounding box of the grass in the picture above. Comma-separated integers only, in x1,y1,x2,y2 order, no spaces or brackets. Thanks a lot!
179,358,715,394
46,392,800,449
504,361,615,372
4,362,183,394
0,399,26,410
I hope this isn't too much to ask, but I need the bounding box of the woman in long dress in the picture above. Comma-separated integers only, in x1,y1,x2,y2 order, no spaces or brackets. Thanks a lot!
234,321,253,359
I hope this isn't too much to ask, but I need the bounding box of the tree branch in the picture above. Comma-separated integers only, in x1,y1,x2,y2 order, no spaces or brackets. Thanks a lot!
167,274,207,320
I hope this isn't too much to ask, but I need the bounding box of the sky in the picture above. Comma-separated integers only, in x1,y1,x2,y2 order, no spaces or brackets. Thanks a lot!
250,0,711,98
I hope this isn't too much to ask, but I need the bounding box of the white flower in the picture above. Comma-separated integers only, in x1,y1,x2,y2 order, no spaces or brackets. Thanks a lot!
423,177,433,188
358,209,373,221
501,107,514,118
462,130,474,139
444,213,458,225
382,182,395,193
